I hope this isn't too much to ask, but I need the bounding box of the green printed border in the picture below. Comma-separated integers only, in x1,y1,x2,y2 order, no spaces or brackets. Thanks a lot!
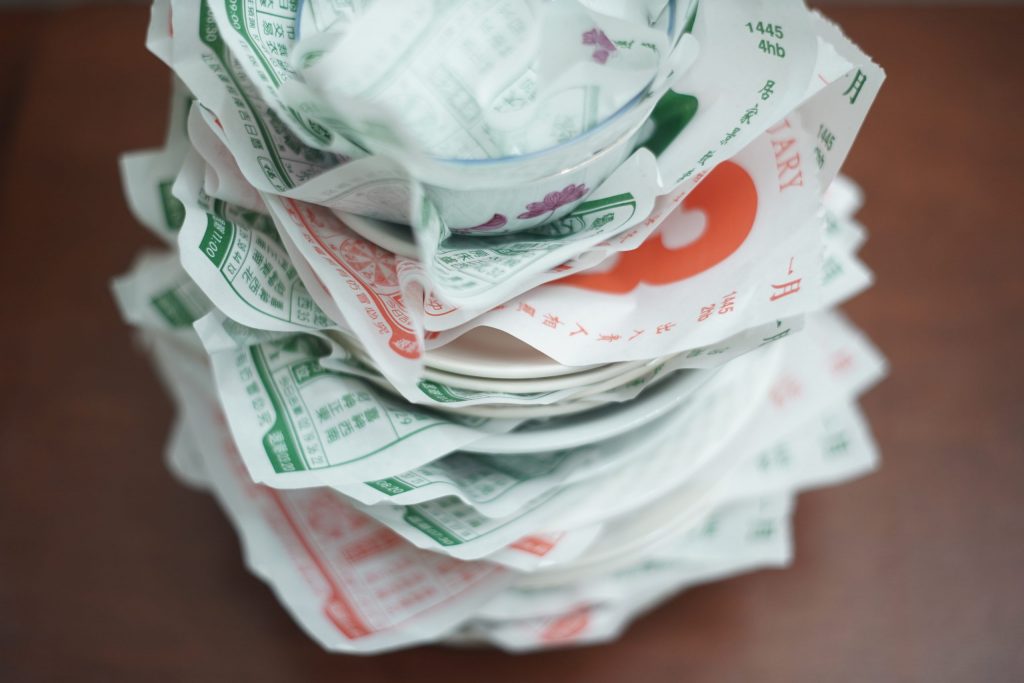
252,345,476,473
399,488,560,546
200,0,294,190
198,212,320,328
250,344,310,473
221,0,330,144
366,452,569,504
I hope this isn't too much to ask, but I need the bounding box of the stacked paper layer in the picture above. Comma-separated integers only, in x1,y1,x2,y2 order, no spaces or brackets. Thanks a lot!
114,0,885,653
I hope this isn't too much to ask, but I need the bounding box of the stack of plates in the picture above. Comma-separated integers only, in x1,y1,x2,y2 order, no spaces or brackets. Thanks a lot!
114,0,886,654
124,282,884,652
324,324,689,421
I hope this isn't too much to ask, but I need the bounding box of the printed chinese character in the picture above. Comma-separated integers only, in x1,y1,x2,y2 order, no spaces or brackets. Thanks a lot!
843,69,867,104
542,313,564,330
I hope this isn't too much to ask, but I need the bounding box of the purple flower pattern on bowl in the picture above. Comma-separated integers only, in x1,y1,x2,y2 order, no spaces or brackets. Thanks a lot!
517,183,589,220
463,213,509,233
582,28,617,64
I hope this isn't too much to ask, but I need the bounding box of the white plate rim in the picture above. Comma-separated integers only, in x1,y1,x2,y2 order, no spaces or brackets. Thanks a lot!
462,367,713,454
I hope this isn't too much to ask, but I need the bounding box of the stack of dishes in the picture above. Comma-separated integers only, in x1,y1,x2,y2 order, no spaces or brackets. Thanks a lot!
115,0,886,653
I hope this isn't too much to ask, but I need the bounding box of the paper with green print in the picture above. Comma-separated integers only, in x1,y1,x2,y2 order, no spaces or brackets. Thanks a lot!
119,76,192,243
189,199,867,411
209,334,521,489
336,394,693,518
174,150,337,334
170,354,513,653
351,345,767,561
204,0,346,152
464,394,880,650
567,311,885,532
154,0,829,317
723,401,879,502
112,250,211,332
351,309,883,562
154,0,883,389
289,0,676,160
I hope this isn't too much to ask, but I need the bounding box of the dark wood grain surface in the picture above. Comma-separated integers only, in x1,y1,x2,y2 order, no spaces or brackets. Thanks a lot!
1,5,1022,682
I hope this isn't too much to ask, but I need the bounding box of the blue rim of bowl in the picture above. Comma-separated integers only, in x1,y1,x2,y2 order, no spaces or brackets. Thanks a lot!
293,0,679,166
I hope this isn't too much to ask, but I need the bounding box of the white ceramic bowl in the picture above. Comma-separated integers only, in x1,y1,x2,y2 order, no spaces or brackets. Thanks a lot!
293,0,678,236
423,102,654,236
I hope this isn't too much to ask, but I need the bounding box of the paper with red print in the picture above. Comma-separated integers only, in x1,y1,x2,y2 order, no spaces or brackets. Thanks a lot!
197,203,869,408
534,323,882,579
485,526,607,572
468,393,882,649
434,121,824,366
738,310,886,447
597,312,884,525
352,310,883,567
183,397,511,653
145,335,514,652
474,496,793,623
257,193,425,395
139,326,515,652
399,2,880,329
251,121,859,396
355,480,601,562
152,0,883,399
138,320,602,577
155,0,881,328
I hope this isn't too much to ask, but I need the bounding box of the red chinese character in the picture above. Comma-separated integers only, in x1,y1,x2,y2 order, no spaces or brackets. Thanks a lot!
510,535,556,557
628,329,644,341
769,278,802,301
570,322,589,337
598,333,621,342
542,314,565,330
656,322,676,335
426,293,445,311
517,302,536,317
769,376,802,408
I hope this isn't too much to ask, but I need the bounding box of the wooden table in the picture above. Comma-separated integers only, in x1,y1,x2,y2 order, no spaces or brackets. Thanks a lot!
2,5,1021,681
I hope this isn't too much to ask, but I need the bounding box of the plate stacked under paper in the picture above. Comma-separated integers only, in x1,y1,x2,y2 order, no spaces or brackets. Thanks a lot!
114,0,885,653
